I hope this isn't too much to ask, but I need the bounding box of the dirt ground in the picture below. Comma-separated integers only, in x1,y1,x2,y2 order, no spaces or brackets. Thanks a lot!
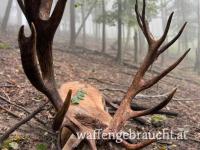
0,34,200,150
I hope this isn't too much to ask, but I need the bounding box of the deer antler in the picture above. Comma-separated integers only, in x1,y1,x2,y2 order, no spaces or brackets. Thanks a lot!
17,0,68,110
103,0,190,148
14,0,190,149
17,1,74,147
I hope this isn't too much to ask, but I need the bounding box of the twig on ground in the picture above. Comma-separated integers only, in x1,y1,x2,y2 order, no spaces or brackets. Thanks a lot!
0,105,20,118
1,90,11,102
0,95,46,125
0,101,48,144
157,141,173,145
130,103,178,117
104,95,178,117
0,84,16,88
123,62,200,86
135,94,200,102
172,133,200,143
34,125,56,136
187,137,200,143
87,77,127,87
101,88,200,102
100,88,127,94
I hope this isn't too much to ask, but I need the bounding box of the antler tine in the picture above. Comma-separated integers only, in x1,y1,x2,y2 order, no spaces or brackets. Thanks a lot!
122,89,176,150
105,0,190,140
130,88,176,118
135,0,154,44
158,22,187,56
52,90,72,131
17,0,26,15
157,12,174,47
121,139,156,150
49,0,68,34
142,0,146,21
18,23,63,110
18,23,48,96
17,0,68,110
135,0,143,30
142,49,190,90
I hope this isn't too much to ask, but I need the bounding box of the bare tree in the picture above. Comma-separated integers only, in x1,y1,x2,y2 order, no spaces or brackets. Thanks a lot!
195,0,200,74
160,0,168,65
81,0,86,47
117,0,123,63
17,3,22,26
70,0,76,48
102,0,106,53
1,0,13,32
134,30,138,63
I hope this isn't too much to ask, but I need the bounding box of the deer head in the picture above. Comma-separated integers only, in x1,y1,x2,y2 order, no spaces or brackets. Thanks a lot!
17,0,189,149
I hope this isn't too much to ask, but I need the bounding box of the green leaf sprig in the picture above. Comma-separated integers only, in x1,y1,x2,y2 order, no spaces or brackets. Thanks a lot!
71,89,87,105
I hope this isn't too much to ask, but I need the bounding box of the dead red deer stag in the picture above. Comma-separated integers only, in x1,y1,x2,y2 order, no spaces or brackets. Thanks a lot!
16,0,189,149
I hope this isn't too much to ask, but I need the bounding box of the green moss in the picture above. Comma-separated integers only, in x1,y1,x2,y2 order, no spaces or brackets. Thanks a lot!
151,115,167,127
0,42,10,49
36,143,47,150
1,135,25,149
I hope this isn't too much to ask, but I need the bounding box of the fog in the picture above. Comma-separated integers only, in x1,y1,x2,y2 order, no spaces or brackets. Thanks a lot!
0,0,200,72
1,1,200,149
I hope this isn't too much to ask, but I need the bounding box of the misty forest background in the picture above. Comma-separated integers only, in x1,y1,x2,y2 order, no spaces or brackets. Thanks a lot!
1,0,200,149
0,0,200,73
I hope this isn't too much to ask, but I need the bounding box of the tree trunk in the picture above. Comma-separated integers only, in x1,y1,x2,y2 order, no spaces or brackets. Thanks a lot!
139,30,145,55
160,0,168,66
124,24,131,50
1,0,13,32
180,0,188,50
94,6,98,41
70,0,76,48
134,30,138,63
17,4,22,26
195,0,200,74
116,0,122,63
81,0,86,47
102,0,106,53
75,0,97,40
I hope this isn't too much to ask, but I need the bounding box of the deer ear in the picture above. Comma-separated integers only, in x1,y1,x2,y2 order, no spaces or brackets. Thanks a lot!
53,90,72,131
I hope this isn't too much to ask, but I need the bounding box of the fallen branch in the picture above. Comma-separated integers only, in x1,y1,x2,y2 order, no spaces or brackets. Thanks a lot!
135,94,200,102
0,95,46,125
100,88,200,102
0,84,15,88
172,133,200,143
0,101,48,144
75,0,97,40
87,77,126,87
188,137,200,143
34,125,56,136
0,105,20,118
123,62,200,86
130,103,178,117
104,95,178,117
100,88,127,94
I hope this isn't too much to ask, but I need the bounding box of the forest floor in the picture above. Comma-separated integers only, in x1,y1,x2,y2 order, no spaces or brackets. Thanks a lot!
0,34,200,150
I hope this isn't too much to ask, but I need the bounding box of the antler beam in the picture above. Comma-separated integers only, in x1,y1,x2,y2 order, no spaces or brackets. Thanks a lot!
103,1,190,148
17,0,68,110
